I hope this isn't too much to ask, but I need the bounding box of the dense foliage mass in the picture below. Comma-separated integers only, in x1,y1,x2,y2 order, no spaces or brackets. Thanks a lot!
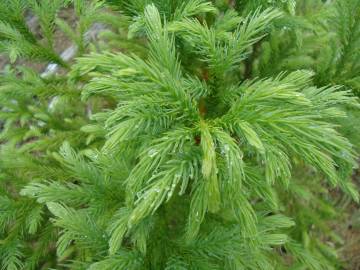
0,0,359,269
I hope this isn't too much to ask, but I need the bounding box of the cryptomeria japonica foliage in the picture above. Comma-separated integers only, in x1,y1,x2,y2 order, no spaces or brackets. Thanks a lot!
0,0,359,269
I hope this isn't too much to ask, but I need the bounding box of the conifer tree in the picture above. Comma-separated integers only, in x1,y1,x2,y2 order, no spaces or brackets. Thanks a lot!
0,0,359,269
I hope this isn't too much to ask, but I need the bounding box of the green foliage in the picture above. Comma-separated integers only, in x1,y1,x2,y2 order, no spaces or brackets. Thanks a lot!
0,0,116,65
0,0,65,65
0,0,359,269
314,0,360,94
